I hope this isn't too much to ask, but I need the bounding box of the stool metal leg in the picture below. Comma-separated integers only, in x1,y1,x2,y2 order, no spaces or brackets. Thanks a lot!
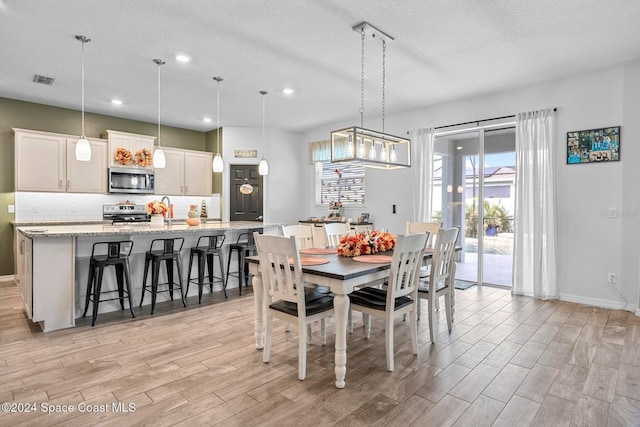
219,251,228,298
186,250,195,296
166,258,174,300
140,255,151,307
115,264,125,310
174,256,186,307
123,259,136,319
197,252,205,303
226,247,233,288
92,266,104,326
83,262,95,318
151,257,160,315
206,253,214,292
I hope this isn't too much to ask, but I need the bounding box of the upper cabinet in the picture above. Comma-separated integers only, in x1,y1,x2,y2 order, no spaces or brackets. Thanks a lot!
14,128,107,193
102,129,155,168
155,148,212,196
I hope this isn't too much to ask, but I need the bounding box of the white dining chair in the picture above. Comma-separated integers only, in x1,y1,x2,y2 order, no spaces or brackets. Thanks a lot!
417,227,459,343
352,223,373,234
348,233,429,371
406,221,441,248
282,224,316,249
254,233,334,380
322,222,350,248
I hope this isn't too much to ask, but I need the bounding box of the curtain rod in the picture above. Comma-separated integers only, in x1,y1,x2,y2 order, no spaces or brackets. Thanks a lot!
406,108,558,135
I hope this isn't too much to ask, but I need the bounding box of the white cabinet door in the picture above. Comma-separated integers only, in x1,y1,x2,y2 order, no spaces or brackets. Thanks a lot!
154,149,184,195
15,131,66,192
104,130,155,168
66,138,108,193
17,233,33,319
185,151,213,196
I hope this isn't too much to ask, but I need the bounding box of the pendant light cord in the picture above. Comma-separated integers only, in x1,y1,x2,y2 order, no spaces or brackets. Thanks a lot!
81,38,86,138
260,91,267,144
382,40,386,135
216,78,221,154
360,27,365,129
153,59,165,148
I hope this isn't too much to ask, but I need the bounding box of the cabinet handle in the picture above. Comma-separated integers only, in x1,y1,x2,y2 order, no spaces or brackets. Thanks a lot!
59,179,63,189
185,186,188,193
67,180,71,189
181,186,184,193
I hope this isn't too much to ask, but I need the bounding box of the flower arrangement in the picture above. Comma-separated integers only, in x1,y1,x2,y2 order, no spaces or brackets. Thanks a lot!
337,230,396,257
146,200,168,215
134,148,153,167
114,147,132,165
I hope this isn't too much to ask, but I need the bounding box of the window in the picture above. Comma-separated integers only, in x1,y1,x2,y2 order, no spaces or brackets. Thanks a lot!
315,162,365,205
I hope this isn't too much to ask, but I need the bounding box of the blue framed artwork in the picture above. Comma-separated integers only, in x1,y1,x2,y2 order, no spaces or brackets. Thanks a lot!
567,126,620,164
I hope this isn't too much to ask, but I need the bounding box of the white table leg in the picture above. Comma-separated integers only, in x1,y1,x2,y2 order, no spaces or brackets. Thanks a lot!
252,271,264,350
450,262,456,322
334,293,349,388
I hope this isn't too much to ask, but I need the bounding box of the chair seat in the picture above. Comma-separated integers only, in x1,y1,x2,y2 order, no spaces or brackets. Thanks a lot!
350,287,413,311
270,290,334,317
417,277,448,294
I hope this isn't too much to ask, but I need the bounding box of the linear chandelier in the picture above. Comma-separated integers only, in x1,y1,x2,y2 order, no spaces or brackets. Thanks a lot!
331,22,411,170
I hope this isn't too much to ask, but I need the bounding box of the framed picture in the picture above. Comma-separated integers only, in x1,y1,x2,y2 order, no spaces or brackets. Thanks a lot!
567,126,620,164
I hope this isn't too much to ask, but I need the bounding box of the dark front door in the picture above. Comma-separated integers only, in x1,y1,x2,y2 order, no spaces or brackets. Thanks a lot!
229,164,263,221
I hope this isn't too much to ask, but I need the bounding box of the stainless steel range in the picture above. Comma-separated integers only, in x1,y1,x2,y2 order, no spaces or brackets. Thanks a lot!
103,204,150,224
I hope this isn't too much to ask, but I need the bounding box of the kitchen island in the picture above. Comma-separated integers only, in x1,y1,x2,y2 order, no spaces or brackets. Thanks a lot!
15,221,278,332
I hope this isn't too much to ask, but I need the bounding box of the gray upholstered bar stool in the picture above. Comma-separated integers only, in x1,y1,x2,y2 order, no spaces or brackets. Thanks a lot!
140,238,186,314
186,233,227,302
82,241,136,326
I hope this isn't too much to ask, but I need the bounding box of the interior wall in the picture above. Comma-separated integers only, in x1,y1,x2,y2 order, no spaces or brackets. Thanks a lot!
303,60,640,312
0,97,208,276
220,126,304,225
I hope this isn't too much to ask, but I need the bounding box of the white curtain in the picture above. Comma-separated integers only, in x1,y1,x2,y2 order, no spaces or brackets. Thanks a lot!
410,128,435,222
513,109,559,299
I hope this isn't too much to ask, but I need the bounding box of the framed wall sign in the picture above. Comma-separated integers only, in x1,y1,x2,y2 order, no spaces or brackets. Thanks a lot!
567,126,620,164
234,149,258,158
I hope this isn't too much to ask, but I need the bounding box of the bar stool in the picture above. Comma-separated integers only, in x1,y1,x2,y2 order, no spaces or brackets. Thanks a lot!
82,241,136,326
186,233,227,302
140,238,186,314
226,229,261,295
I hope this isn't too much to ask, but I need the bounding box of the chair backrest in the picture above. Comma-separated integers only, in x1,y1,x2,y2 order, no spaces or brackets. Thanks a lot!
281,224,315,249
150,237,184,254
406,221,442,247
322,222,350,248
254,233,305,309
387,233,429,301
353,223,373,234
197,233,225,250
429,227,459,287
91,240,134,260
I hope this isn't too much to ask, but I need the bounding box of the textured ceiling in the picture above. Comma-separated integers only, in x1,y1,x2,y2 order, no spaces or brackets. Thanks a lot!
1,0,639,133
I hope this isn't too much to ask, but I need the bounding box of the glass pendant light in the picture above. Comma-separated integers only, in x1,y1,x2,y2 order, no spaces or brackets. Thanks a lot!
258,90,269,175
389,144,398,163
152,59,166,168
75,35,91,161
212,76,224,173
368,141,377,159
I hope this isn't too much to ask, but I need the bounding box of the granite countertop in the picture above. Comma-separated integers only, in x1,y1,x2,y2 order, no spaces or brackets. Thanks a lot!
16,221,276,238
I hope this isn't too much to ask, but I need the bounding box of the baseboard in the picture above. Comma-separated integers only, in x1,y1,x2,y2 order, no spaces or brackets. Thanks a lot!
559,292,638,313
0,275,15,283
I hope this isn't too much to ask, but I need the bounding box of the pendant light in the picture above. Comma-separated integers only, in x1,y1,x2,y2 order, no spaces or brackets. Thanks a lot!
258,90,269,176
330,22,411,169
212,76,224,173
152,59,166,168
75,35,91,161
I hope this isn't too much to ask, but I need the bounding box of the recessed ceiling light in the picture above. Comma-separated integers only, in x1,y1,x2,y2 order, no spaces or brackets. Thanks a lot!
282,88,295,95
111,99,123,105
203,117,212,123
175,54,191,63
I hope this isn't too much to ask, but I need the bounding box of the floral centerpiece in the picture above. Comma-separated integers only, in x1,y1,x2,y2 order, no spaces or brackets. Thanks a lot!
337,230,396,257
114,147,132,165
146,200,168,216
134,148,153,167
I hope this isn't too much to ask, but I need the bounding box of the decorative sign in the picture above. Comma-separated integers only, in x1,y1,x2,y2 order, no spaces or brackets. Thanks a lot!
234,149,258,158
567,126,620,164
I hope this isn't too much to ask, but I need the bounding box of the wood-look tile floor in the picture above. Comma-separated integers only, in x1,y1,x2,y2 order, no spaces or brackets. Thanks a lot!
2,279,640,426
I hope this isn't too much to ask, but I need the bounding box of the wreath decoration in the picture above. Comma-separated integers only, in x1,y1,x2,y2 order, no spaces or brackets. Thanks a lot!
134,148,153,167
114,147,132,165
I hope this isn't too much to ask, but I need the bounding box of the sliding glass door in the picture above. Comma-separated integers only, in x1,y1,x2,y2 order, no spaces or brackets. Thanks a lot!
432,127,515,287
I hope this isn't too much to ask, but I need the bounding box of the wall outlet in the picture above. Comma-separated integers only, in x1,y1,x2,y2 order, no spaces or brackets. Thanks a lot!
608,273,616,284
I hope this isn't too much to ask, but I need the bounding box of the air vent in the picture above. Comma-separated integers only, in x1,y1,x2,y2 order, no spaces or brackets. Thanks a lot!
33,74,55,85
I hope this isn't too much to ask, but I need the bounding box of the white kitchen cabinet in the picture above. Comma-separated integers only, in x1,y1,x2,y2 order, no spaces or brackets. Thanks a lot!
15,129,66,192
155,148,212,196
16,232,32,319
14,129,108,193
66,138,108,193
103,129,155,168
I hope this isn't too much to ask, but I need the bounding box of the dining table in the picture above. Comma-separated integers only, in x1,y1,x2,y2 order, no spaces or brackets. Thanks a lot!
246,247,455,388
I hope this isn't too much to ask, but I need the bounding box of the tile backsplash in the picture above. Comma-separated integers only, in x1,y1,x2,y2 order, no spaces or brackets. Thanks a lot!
15,192,221,221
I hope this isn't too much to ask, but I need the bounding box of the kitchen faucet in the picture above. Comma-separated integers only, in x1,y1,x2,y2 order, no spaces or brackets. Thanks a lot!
161,196,171,226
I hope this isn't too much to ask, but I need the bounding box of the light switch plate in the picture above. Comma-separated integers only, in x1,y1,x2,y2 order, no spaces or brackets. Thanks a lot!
7,205,15,213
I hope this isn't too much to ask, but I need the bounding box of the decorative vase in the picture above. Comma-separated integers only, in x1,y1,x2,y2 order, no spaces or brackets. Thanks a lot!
150,214,164,227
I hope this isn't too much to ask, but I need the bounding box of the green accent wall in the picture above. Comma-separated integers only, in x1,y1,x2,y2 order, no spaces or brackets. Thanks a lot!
0,97,212,276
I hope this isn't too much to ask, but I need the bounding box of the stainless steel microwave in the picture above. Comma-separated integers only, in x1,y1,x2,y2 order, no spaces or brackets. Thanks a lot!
108,167,155,194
